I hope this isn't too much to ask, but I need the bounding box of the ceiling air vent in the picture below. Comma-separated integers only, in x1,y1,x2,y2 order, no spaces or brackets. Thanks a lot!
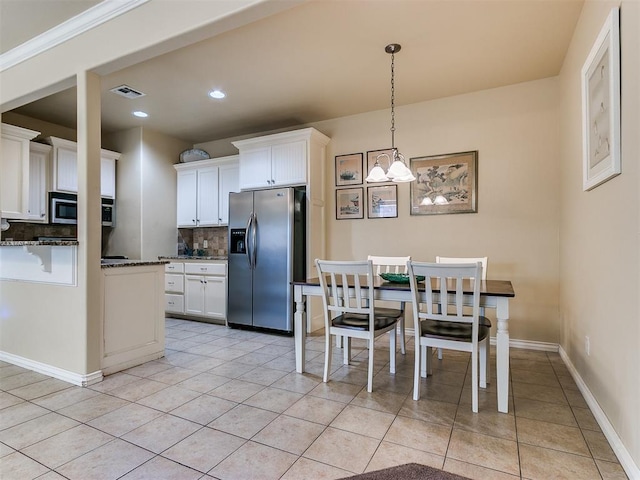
109,85,146,99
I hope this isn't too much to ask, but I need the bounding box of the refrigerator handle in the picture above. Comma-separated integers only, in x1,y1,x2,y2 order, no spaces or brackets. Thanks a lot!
245,214,253,269
251,212,258,269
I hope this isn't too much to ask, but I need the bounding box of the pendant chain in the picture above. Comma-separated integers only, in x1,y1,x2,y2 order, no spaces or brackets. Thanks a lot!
390,50,396,151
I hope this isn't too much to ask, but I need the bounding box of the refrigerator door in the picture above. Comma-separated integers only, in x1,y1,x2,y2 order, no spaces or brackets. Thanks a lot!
227,191,254,327
252,188,294,331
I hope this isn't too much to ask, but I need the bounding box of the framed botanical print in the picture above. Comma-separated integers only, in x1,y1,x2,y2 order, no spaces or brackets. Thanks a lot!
335,153,363,186
367,185,397,219
336,187,364,220
410,151,478,215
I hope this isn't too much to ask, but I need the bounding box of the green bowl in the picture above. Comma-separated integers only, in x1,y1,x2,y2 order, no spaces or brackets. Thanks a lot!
379,273,424,283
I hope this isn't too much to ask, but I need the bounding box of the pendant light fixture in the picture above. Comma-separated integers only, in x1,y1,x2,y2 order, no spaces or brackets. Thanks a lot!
366,43,416,183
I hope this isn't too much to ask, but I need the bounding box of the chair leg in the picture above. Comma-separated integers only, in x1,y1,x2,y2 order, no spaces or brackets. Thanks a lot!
336,335,343,348
367,338,375,393
421,345,427,378
343,337,351,365
399,319,406,355
324,333,332,383
480,336,488,389
389,327,397,374
471,348,478,413
437,348,443,360
426,346,433,376
413,340,421,401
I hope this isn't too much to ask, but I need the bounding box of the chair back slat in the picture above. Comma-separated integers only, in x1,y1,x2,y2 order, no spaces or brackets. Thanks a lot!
407,261,482,326
315,260,375,326
367,255,411,275
435,256,487,280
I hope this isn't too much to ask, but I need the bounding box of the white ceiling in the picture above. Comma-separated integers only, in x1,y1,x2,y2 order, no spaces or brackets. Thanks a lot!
3,0,584,144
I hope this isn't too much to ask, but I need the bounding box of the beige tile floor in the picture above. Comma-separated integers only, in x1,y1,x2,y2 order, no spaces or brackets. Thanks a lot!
0,318,629,480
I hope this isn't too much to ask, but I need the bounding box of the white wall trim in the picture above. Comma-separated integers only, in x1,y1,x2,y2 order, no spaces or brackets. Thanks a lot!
491,337,559,352
559,346,640,480
404,327,560,352
0,351,103,387
0,0,150,72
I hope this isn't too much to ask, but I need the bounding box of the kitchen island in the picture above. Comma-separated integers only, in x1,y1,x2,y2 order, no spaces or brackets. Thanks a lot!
100,258,168,375
0,240,168,382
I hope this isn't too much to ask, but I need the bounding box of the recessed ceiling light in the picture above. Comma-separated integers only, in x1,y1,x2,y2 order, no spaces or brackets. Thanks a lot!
132,111,148,118
209,90,226,99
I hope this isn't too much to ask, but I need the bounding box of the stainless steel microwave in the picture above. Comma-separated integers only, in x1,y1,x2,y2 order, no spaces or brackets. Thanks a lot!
50,192,115,227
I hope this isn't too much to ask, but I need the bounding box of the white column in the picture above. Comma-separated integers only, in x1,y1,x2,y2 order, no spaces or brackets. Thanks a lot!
76,70,103,375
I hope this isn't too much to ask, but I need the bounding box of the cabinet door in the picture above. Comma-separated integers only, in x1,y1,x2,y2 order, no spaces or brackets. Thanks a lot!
239,147,271,190
271,140,306,186
184,275,205,315
203,276,226,318
1,133,31,219
27,146,49,221
55,146,78,193
196,166,219,226
100,156,116,198
176,169,198,227
218,164,239,225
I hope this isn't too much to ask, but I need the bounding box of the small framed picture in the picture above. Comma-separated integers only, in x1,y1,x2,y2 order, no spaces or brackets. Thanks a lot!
335,153,363,186
366,148,394,182
367,185,397,219
336,187,364,220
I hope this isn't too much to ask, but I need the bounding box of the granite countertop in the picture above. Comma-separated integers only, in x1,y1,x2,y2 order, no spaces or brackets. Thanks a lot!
101,259,169,268
0,240,79,246
159,255,228,261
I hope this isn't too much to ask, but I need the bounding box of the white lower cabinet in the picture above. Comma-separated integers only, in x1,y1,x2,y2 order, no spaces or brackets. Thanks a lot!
164,260,227,321
185,275,226,318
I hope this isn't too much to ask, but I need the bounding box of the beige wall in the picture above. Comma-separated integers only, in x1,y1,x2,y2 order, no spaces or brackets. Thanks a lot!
0,280,86,373
105,127,188,260
311,77,561,344
559,0,640,470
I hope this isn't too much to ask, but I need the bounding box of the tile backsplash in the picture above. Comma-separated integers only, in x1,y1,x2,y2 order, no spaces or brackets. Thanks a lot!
0,222,76,241
178,227,228,256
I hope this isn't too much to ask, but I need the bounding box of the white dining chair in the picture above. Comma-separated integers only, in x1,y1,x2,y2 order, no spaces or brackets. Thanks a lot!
435,256,488,364
367,255,411,355
407,261,490,412
316,259,401,393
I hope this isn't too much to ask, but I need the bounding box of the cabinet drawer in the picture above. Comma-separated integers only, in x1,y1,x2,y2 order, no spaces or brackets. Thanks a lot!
165,274,184,293
165,262,184,273
165,294,184,313
185,263,226,276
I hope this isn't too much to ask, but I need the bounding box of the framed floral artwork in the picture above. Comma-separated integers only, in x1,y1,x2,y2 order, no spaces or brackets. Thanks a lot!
410,151,478,215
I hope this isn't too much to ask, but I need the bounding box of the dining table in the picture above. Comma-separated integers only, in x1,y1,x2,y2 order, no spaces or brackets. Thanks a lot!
292,276,516,413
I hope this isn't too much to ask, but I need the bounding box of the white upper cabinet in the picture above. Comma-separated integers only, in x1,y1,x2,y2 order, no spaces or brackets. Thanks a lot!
233,128,329,191
100,151,119,199
1,123,40,220
218,164,240,225
27,142,51,222
45,137,120,197
174,155,239,228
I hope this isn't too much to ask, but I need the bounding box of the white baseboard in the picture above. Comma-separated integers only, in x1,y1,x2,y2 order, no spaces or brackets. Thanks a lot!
0,351,103,387
403,327,559,352
559,346,640,480
491,337,559,352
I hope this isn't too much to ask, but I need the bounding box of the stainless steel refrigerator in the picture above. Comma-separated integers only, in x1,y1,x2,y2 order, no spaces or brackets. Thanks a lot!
227,187,306,334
